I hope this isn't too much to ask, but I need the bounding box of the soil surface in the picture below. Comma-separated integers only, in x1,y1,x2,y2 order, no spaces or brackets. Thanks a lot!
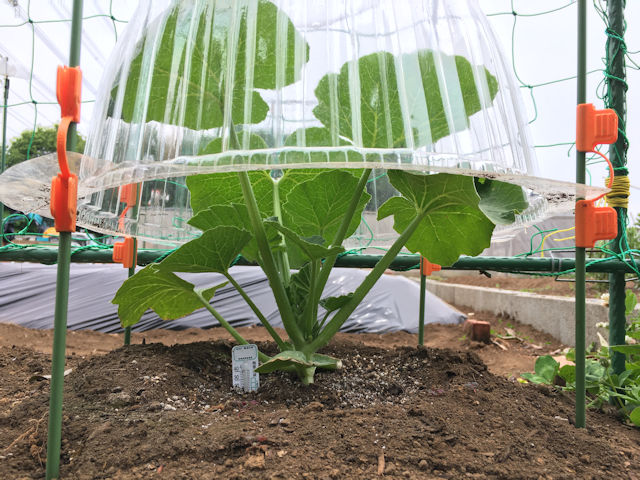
1,318,640,479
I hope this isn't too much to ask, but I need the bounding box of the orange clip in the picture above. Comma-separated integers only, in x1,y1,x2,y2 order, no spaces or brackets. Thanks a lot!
56,66,82,123
113,237,137,269
575,200,617,248
576,103,618,152
50,173,78,232
420,257,441,276
51,65,82,233
120,184,139,207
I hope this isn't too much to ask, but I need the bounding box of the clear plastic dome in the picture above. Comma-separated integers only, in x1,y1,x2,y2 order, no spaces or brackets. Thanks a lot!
0,0,607,246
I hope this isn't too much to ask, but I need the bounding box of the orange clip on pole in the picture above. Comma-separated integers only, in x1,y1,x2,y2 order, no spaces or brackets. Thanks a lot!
119,184,139,207
113,184,139,268
576,103,618,152
113,237,137,269
420,257,441,276
51,66,82,233
574,103,618,248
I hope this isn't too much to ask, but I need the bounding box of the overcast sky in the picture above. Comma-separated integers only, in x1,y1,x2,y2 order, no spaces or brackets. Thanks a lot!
1,0,638,214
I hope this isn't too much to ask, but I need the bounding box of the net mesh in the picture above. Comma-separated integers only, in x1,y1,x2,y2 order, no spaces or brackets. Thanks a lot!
0,0,637,277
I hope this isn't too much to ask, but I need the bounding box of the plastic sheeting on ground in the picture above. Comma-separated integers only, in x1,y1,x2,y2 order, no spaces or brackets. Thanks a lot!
0,264,465,334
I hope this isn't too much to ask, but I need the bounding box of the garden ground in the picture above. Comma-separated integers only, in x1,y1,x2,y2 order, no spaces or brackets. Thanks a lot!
1,293,639,479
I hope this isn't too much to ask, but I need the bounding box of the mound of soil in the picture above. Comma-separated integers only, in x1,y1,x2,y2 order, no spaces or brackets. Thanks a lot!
1,335,639,479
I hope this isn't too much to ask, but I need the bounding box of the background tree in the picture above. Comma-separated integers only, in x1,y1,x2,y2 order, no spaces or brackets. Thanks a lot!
5,125,85,168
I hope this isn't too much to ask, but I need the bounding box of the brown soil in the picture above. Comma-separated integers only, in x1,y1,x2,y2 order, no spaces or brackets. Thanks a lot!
1,320,639,480
428,273,636,299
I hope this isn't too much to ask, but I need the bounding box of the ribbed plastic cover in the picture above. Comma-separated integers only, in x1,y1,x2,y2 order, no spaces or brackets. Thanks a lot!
0,0,607,246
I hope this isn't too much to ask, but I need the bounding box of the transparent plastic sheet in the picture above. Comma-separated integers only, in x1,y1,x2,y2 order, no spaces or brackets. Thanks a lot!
0,0,609,246
0,264,464,333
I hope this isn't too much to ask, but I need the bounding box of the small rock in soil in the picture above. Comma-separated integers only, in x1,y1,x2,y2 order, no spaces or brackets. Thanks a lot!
146,401,162,412
244,454,265,470
106,392,132,407
304,401,324,412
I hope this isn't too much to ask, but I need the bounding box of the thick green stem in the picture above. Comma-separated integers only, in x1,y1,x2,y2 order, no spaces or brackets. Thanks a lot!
196,290,269,363
296,365,316,385
237,171,305,348
308,211,427,352
314,169,372,306
301,260,319,340
272,179,291,286
224,272,287,350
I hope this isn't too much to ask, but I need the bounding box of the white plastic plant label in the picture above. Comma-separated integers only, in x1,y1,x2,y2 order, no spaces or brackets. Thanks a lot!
232,344,259,392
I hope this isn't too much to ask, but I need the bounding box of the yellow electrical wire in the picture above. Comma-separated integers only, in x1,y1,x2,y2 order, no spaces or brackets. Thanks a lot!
539,227,575,257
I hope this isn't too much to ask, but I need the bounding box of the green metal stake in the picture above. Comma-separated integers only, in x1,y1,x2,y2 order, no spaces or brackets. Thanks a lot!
124,238,137,346
45,1,83,479
574,0,587,429
606,0,629,377
45,232,72,480
0,248,639,273
1,76,8,226
418,261,426,346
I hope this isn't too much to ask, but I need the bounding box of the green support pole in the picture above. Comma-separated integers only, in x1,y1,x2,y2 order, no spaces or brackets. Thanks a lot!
0,248,638,273
606,0,629,376
574,0,587,429
45,1,83,479
418,261,426,346
124,238,137,346
45,233,72,480
1,76,8,227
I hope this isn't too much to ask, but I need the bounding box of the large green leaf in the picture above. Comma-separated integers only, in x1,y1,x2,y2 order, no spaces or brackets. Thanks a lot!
611,345,640,355
282,127,364,164
187,170,274,215
377,171,494,265
112,265,224,327
160,226,251,273
198,131,269,165
188,204,247,232
630,407,640,427
187,204,257,262
282,170,371,245
254,350,341,373
254,350,313,373
313,50,498,148
265,221,344,263
625,290,637,316
188,203,282,263
319,294,354,313
278,167,363,202
117,0,309,130
475,179,529,225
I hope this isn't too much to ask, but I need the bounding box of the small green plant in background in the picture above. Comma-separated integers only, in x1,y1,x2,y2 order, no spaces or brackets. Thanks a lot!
521,290,640,426
112,0,529,384
520,355,559,385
